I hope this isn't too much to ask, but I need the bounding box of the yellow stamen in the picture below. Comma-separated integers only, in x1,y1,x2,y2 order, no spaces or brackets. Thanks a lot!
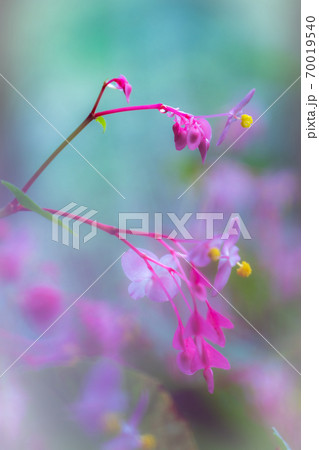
208,247,221,262
236,261,252,278
102,413,122,434
241,114,253,128
140,434,157,449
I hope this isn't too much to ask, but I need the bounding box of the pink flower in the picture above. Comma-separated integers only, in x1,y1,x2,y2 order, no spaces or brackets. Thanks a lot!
121,249,179,302
216,89,255,146
172,116,212,163
78,300,134,357
188,217,250,296
173,303,232,393
20,285,63,327
108,75,132,103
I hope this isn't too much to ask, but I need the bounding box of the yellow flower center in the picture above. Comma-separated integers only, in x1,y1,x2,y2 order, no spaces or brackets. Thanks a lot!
241,114,253,128
236,261,252,278
102,413,122,434
208,247,221,262
140,434,157,449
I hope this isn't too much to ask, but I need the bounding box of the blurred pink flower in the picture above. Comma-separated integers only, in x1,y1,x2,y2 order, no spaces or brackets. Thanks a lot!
173,116,212,163
173,303,232,394
20,285,63,328
108,75,132,103
71,361,128,434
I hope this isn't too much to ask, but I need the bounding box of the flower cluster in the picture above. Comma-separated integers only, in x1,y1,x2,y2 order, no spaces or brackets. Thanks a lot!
0,75,255,399
121,218,252,394
92,74,255,164
172,115,212,163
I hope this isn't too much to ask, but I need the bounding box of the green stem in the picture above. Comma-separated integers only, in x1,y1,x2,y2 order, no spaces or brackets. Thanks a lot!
0,114,93,219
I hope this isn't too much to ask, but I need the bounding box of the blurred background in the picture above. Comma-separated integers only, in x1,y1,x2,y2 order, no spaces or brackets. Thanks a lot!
0,0,300,449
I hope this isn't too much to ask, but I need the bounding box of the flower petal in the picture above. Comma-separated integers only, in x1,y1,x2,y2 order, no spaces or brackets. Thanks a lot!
212,260,232,296
128,280,148,300
231,88,256,115
202,339,230,370
216,117,233,146
187,125,202,150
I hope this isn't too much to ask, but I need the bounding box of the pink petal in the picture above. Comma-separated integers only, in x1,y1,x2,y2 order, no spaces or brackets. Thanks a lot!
197,118,212,141
212,261,232,296
173,122,187,151
222,217,241,252
189,267,209,301
198,138,209,163
231,88,256,115
187,125,202,150
145,274,178,302
206,303,234,347
121,249,157,281
177,339,199,375
216,117,232,146
188,241,211,267
201,339,230,370
128,280,148,300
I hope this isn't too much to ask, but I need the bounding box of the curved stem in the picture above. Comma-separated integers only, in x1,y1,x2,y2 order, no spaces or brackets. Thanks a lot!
94,103,163,118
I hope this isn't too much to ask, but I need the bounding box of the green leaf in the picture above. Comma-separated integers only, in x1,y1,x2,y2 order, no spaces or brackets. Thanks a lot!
95,116,106,133
1,180,72,234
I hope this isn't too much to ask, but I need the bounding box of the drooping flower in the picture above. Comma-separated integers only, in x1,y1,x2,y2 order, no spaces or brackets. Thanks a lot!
216,89,255,146
121,249,179,302
172,115,212,163
188,218,252,296
107,75,132,103
173,311,231,394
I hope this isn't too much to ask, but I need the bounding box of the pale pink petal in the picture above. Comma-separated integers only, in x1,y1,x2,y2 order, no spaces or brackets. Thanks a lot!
216,117,233,146
231,88,256,115
172,321,185,350
198,139,210,163
184,309,220,345
146,273,178,302
128,280,148,300
197,118,212,141
212,261,232,296
203,368,215,393
121,249,157,281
